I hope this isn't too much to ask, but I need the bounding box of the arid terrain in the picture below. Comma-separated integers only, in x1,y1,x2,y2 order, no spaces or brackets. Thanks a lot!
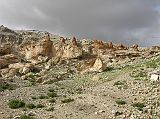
0,25,160,119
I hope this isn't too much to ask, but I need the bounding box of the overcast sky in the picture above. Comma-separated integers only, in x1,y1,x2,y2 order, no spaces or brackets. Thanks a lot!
0,0,160,46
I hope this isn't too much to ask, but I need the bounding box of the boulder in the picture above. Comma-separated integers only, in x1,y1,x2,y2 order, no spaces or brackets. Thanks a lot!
81,57,106,73
90,57,106,72
0,54,20,69
150,74,159,82
149,70,160,82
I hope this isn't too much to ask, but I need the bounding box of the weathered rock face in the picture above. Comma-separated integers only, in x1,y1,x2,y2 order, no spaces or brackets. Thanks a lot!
0,54,20,69
56,37,83,59
0,43,12,56
23,35,56,60
115,44,128,50
93,40,106,49
62,45,83,59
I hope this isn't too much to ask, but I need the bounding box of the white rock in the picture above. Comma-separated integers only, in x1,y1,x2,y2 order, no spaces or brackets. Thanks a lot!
150,74,159,81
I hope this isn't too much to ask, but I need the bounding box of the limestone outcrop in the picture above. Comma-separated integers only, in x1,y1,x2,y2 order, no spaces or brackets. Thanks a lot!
23,34,56,61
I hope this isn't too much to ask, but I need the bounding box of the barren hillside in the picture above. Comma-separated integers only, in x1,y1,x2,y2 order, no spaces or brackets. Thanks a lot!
0,25,160,119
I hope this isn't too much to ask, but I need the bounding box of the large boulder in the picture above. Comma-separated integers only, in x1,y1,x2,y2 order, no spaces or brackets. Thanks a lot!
81,57,106,73
90,57,106,72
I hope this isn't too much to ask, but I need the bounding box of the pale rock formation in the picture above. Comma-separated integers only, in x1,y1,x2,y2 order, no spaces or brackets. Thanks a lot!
23,34,56,61
62,45,83,59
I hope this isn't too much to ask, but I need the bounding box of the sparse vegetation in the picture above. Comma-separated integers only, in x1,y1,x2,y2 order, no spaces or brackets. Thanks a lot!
8,99,25,109
26,103,36,109
130,70,147,78
0,82,17,92
47,92,58,98
115,99,127,105
38,95,49,99
20,114,35,119
27,73,37,86
49,99,56,103
48,88,55,92
130,68,148,81
114,81,126,86
36,104,45,108
145,58,160,68
31,96,38,100
61,98,74,103
132,102,145,111
46,107,55,111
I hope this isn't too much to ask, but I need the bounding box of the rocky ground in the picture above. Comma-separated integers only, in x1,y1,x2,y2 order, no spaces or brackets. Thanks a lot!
0,25,160,119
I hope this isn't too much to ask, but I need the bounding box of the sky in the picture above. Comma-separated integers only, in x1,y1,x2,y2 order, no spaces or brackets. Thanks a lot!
0,0,160,46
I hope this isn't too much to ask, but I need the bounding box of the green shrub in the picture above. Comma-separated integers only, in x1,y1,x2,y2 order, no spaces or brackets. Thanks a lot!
48,88,55,92
132,102,145,111
20,114,35,119
31,96,38,100
26,103,36,109
38,95,49,99
8,99,25,109
49,99,56,103
27,73,36,86
61,98,74,103
114,81,126,86
36,104,44,108
47,92,58,98
115,99,126,105
0,82,17,92
46,107,55,111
